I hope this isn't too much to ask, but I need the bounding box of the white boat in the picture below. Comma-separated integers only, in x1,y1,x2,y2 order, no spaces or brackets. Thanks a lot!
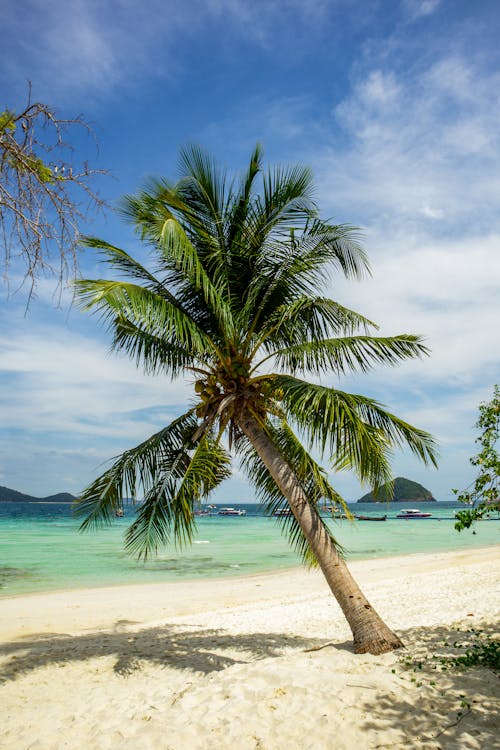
396,508,432,518
194,503,218,516
218,507,246,516
272,508,293,517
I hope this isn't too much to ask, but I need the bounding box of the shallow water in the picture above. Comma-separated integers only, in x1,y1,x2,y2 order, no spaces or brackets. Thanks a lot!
0,501,498,596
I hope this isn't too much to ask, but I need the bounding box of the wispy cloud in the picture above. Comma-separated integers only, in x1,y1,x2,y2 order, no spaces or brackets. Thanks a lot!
326,55,500,230
2,0,194,102
403,0,441,22
0,321,191,438
1,0,344,104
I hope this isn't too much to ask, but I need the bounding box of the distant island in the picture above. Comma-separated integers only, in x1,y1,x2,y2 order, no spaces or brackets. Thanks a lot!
357,477,436,503
0,485,76,503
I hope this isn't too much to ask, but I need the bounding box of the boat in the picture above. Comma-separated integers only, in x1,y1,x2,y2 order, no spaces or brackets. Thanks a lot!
194,503,219,516
355,514,387,521
396,508,432,518
115,508,125,517
325,505,348,519
272,508,293,517
218,507,246,516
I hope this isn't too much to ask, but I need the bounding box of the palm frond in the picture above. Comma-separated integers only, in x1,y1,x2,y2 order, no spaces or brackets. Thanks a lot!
74,412,198,529
112,315,205,376
260,163,317,230
74,279,217,359
74,412,231,559
224,162,318,304
226,143,263,249
271,334,429,377
124,434,231,559
249,297,377,360
119,178,177,240
269,376,438,482
80,237,169,293
240,221,370,344
158,215,235,339
260,220,369,286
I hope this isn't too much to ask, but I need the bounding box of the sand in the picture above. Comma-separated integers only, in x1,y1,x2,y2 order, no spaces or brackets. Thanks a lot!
1,546,498,750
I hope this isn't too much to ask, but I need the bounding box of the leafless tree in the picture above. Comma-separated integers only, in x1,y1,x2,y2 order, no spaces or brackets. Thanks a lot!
0,85,108,300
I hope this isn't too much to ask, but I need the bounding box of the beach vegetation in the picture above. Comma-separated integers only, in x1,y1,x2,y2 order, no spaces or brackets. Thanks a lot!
401,627,499,673
74,144,437,654
453,385,500,531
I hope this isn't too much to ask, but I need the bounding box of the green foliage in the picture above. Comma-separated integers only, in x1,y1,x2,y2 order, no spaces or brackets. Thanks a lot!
447,630,499,670
27,156,55,183
74,413,231,559
0,110,16,133
402,628,499,673
454,385,500,531
74,144,437,559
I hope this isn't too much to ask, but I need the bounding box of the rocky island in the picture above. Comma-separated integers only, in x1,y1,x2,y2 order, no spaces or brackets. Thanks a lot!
0,485,76,503
357,477,436,503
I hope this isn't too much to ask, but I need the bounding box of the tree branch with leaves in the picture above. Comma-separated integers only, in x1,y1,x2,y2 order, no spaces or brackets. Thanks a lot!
0,84,108,298
454,385,500,531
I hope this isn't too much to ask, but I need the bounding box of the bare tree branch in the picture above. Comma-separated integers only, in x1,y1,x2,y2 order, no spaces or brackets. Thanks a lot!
0,83,109,301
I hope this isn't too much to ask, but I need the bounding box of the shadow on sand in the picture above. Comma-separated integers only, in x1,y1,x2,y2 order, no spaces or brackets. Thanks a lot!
0,622,326,682
357,620,499,750
1,616,497,749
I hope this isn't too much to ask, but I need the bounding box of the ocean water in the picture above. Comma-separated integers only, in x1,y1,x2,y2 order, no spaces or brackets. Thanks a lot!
0,501,498,597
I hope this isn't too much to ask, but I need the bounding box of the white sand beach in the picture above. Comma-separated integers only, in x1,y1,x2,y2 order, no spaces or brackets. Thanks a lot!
1,546,499,750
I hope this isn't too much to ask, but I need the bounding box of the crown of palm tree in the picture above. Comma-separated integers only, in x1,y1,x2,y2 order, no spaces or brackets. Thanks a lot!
74,143,437,562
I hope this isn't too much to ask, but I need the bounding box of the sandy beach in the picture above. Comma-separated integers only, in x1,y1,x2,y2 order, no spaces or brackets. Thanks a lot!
1,546,498,750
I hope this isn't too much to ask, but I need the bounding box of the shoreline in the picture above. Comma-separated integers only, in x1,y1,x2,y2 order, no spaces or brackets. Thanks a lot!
2,547,499,749
3,539,500,601
1,546,497,638
1,541,498,606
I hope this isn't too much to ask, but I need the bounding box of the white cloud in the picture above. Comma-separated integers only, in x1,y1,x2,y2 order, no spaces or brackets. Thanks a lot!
0,0,339,103
404,0,441,22
1,0,191,101
359,71,402,105
318,52,500,377
298,47,500,499
0,321,191,439
330,55,500,215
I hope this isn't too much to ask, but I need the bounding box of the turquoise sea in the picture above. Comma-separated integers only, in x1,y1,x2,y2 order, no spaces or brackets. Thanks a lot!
0,501,498,597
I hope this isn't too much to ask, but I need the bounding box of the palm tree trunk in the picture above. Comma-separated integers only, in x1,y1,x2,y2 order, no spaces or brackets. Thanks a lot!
240,414,403,654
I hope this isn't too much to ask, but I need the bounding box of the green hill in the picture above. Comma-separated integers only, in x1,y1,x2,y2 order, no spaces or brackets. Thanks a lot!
0,485,76,503
357,477,436,503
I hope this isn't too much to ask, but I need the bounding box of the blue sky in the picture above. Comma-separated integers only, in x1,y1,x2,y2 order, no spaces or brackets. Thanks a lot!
1,0,499,501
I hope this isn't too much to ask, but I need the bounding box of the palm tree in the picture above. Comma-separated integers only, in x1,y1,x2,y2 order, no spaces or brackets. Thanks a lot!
74,144,437,654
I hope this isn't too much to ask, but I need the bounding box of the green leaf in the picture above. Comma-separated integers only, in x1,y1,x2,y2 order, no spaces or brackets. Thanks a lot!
74,412,231,559
269,376,437,483
270,334,428,377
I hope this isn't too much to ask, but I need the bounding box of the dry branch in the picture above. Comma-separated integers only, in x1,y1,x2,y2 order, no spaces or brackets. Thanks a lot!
0,84,108,300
